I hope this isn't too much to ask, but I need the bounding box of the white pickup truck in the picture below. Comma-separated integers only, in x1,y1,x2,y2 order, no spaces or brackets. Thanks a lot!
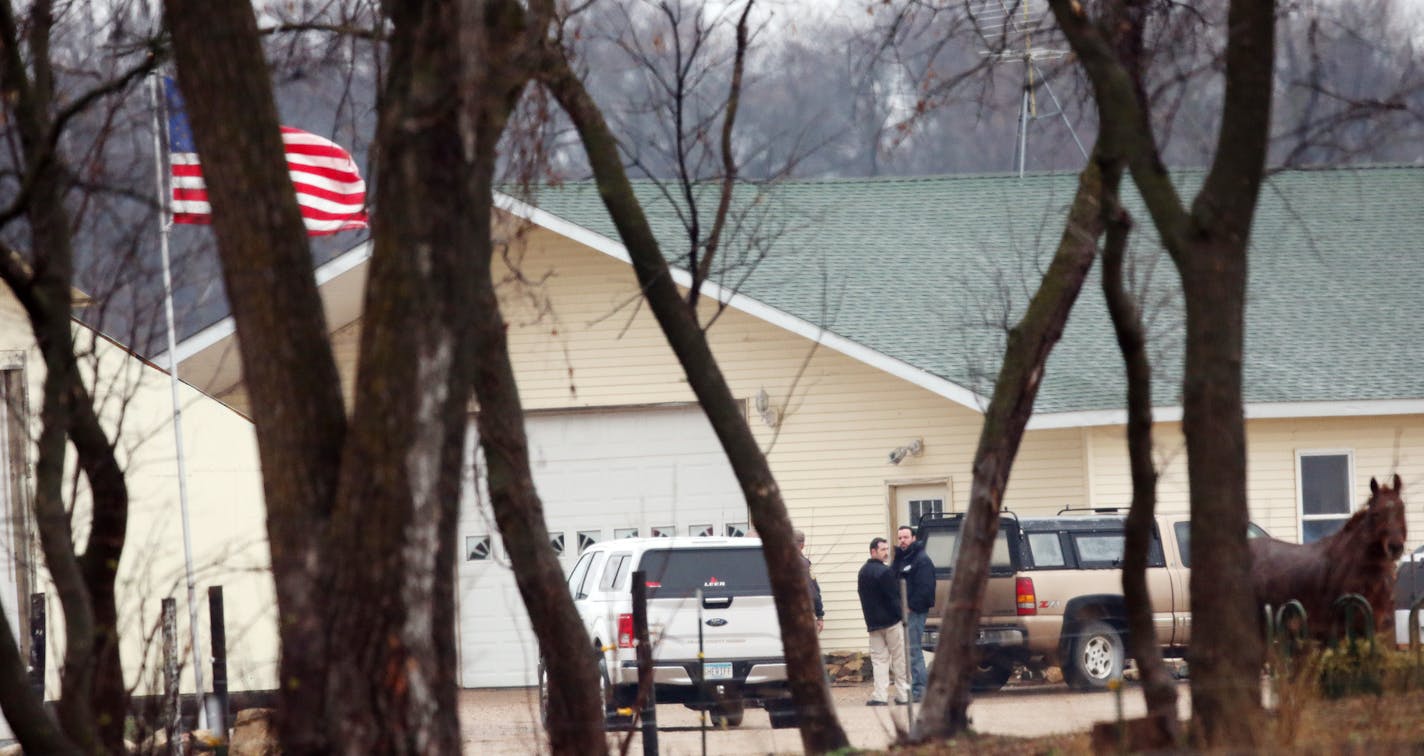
555,536,796,729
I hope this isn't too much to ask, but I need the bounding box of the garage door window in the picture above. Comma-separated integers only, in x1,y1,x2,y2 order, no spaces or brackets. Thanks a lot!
578,530,601,553
690,524,713,537
1299,451,1353,543
726,522,748,538
550,533,565,556
615,527,638,539
466,535,491,561
652,526,673,538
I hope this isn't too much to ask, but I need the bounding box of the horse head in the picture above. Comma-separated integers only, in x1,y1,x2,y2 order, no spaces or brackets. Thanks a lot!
1366,474,1407,561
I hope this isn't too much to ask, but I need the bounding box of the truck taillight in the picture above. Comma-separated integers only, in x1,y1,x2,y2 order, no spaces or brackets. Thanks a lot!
617,614,635,648
1016,577,1037,616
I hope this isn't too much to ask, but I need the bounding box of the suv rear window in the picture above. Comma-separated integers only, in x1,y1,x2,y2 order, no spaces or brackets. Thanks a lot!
922,523,1014,574
636,547,771,598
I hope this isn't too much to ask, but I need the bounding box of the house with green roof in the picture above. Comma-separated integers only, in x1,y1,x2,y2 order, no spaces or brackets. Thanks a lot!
171,165,1424,688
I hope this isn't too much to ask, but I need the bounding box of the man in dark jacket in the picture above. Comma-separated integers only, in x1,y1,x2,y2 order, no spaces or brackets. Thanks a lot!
895,525,935,701
857,537,909,705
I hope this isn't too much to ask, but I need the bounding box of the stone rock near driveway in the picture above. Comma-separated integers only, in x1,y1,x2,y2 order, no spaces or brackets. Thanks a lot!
231,708,280,756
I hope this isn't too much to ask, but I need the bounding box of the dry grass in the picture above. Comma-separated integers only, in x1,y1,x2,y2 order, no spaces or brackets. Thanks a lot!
888,689,1424,755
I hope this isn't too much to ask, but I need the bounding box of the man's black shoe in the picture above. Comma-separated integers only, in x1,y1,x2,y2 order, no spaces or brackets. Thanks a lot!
865,699,889,707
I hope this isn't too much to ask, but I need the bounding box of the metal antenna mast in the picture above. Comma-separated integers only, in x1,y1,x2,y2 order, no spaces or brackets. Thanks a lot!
976,0,1087,176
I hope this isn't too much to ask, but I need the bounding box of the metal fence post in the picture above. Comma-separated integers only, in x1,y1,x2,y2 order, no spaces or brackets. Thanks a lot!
27,593,44,700
631,570,657,756
207,586,229,740
162,597,181,756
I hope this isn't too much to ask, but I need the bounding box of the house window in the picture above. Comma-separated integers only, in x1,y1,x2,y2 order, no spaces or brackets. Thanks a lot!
908,498,944,525
1299,451,1353,543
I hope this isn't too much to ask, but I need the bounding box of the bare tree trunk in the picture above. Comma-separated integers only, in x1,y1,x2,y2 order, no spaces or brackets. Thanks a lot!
1099,171,1179,741
461,4,608,752
0,605,75,753
912,158,1106,741
541,53,850,754
1176,245,1260,746
1048,0,1275,745
165,3,347,749
0,3,132,750
169,1,598,751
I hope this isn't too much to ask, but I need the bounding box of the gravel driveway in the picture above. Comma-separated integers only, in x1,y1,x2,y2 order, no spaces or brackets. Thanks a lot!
459,679,1193,754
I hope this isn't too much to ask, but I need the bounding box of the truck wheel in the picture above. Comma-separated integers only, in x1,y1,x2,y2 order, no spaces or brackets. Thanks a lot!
970,657,1014,692
1068,620,1124,690
711,698,744,728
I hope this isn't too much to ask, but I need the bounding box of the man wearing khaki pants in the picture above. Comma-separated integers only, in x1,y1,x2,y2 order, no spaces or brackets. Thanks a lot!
857,537,909,705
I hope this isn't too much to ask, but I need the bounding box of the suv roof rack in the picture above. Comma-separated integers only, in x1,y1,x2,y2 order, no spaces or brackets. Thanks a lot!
1055,505,1129,515
915,509,1019,529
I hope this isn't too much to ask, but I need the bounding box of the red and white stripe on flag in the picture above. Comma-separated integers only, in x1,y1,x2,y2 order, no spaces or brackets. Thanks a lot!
171,127,368,235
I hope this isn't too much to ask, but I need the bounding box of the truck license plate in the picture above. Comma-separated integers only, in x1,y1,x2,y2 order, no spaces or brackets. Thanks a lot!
704,662,734,680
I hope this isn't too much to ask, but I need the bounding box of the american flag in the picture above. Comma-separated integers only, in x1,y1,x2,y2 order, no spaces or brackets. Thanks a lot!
164,78,368,235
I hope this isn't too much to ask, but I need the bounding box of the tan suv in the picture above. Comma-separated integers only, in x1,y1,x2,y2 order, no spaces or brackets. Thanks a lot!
919,510,1266,690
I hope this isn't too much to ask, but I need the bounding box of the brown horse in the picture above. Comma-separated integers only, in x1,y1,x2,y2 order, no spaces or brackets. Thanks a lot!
1250,475,1407,641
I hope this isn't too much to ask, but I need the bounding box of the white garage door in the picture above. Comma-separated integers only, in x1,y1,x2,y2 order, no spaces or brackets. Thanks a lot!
456,405,747,688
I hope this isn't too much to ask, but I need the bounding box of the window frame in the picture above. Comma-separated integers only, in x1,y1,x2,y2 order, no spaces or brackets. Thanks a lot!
1296,449,1355,543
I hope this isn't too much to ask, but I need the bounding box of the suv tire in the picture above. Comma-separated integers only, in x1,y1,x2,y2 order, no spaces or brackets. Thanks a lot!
1067,620,1124,690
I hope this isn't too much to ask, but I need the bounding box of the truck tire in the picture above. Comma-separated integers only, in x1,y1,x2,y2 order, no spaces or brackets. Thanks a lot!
1067,620,1124,690
970,656,1014,692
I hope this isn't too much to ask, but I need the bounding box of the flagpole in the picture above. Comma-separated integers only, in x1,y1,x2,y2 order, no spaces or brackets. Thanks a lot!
149,73,209,732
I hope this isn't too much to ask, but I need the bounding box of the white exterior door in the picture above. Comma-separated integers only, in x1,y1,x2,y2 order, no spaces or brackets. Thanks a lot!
456,405,746,688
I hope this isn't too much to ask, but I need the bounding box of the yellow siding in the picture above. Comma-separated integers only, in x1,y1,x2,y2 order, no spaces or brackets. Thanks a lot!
492,228,1090,650
1,297,271,697
1086,416,1424,549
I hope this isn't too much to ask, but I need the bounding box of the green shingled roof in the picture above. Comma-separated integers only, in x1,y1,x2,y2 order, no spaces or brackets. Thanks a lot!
518,166,1424,415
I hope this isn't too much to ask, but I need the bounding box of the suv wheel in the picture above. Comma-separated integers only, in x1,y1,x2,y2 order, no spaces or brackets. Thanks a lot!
1068,620,1124,690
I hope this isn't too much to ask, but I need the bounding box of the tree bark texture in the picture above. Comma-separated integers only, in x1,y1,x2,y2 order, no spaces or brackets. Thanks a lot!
166,1,488,751
170,1,596,751
1099,168,1180,742
542,54,850,754
165,3,346,750
912,159,1105,742
1049,0,1276,745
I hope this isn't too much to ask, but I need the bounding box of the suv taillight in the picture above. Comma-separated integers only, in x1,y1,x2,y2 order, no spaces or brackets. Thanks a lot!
1016,577,1037,616
617,613,635,648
